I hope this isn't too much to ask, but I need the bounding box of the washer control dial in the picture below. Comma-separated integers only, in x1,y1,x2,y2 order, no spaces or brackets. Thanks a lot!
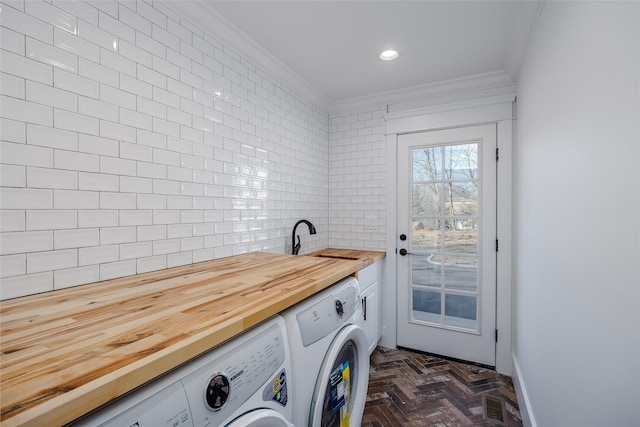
205,374,230,411
335,299,344,317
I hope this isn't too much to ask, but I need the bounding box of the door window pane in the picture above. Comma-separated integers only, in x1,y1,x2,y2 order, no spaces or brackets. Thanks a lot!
444,224,477,254
410,141,480,332
444,258,477,292
411,255,441,287
444,143,477,180
412,288,441,324
412,184,442,216
446,181,477,216
413,147,442,180
411,219,440,251
444,294,477,329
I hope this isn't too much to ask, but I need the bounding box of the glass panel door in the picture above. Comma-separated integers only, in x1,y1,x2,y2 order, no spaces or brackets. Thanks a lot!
396,124,497,366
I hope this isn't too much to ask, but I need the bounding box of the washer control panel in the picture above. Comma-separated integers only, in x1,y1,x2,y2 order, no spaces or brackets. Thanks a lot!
296,278,361,347
96,381,194,427
181,323,287,426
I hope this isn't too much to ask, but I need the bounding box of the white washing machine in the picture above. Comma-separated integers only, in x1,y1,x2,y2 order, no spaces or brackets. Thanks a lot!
282,277,369,427
71,315,294,427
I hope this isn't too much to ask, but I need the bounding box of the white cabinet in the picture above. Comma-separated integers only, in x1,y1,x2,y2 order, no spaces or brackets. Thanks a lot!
357,261,382,355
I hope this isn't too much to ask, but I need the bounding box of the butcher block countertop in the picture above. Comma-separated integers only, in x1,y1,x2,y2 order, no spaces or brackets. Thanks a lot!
0,249,384,427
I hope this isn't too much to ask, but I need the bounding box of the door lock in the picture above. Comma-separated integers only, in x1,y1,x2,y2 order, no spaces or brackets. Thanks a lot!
399,234,407,241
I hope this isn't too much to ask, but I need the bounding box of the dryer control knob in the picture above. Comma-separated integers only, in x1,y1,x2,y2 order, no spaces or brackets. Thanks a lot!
335,299,344,317
205,374,230,411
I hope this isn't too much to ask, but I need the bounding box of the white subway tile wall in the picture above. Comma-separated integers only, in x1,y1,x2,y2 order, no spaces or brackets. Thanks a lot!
0,0,330,299
328,107,387,250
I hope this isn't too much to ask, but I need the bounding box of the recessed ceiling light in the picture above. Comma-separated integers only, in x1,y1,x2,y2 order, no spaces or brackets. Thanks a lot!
379,49,399,61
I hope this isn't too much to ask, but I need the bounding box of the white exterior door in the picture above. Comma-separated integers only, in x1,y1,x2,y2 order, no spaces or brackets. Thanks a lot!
396,124,497,366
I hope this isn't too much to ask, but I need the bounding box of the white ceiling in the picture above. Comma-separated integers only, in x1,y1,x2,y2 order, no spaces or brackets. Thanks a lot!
170,1,542,111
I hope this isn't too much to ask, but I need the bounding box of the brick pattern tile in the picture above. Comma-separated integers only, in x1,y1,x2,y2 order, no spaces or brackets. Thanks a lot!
364,347,522,427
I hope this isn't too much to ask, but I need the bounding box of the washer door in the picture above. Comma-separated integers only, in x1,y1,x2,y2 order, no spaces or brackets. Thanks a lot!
309,324,369,427
225,408,294,427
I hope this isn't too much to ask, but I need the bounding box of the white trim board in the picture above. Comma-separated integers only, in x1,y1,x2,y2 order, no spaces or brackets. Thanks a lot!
379,133,400,350
496,118,513,375
385,96,515,134
513,354,537,427
383,96,515,375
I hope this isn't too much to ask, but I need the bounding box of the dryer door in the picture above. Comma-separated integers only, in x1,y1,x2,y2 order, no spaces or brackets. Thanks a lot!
225,408,294,427
309,324,369,427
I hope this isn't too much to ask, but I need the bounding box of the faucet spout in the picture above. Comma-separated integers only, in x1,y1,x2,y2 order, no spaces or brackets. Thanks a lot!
292,219,316,255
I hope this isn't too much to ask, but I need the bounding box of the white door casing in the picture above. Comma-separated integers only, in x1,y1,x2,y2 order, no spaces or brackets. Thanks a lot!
381,98,514,375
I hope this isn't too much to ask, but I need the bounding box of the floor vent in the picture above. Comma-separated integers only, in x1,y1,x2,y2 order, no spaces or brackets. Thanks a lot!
483,394,507,423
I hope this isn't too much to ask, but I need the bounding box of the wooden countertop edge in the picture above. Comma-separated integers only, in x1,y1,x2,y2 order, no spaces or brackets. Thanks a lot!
304,248,385,267
1,249,385,427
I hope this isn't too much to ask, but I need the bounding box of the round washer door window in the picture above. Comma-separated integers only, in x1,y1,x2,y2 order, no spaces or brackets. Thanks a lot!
310,325,369,427
225,409,294,427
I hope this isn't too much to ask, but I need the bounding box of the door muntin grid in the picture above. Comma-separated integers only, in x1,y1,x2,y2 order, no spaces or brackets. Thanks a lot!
410,141,481,333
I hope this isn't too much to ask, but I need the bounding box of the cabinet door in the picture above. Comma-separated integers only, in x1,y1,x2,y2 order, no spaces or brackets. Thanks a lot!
358,263,377,289
361,283,378,355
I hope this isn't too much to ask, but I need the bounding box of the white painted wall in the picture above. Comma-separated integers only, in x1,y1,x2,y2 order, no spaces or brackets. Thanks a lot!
0,1,329,299
514,2,640,426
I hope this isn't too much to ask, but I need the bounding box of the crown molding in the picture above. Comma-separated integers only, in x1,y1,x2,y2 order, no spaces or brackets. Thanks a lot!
338,70,516,114
504,0,545,82
161,1,333,112
384,91,516,123
158,2,522,115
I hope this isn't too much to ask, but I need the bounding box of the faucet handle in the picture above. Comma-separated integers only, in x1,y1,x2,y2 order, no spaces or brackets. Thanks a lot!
293,235,301,255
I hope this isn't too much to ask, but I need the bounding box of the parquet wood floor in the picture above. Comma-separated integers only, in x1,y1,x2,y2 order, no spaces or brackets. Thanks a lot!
363,347,522,427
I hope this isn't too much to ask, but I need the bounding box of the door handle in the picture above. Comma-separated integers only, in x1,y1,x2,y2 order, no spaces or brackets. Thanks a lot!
362,296,367,321
399,248,413,256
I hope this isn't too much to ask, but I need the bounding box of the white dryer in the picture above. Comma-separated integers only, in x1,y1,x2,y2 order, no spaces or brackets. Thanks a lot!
71,316,294,427
282,277,369,427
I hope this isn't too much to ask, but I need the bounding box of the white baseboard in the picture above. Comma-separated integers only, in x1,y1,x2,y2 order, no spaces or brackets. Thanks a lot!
512,354,537,427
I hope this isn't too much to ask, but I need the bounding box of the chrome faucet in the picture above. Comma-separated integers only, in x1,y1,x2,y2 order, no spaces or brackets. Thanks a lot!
291,219,317,255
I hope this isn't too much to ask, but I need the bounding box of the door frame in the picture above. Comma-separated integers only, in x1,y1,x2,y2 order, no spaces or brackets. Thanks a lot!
380,97,514,375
